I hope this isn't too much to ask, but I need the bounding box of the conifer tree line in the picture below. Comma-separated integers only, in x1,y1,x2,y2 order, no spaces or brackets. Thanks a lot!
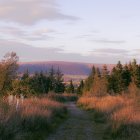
15,66,65,95
3,52,139,97
83,59,140,96
0,52,76,96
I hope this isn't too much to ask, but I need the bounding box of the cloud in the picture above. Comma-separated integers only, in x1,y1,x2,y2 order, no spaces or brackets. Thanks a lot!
0,26,26,37
0,0,79,25
75,30,100,39
0,26,55,41
92,48,129,55
136,35,140,38
88,48,140,64
0,40,84,62
0,40,139,64
32,28,55,36
92,38,126,44
131,49,140,57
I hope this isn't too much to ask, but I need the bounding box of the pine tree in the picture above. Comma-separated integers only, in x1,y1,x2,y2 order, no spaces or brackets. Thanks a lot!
30,71,50,94
102,64,109,78
54,68,65,93
22,69,29,80
128,78,139,97
39,71,47,93
67,80,75,93
121,64,131,90
48,66,56,91
96,67,101,77
11,79,35,96
109,61,124,93
84,65,96,91
91,67,108,96
77,80,84,95
130,59,140,88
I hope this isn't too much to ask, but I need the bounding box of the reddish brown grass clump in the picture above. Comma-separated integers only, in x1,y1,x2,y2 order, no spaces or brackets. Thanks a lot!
0,97,66,140
78,95,140,139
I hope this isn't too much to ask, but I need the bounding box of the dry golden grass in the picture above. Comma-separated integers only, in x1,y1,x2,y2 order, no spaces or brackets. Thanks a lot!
78,95,140,139
47,93,78,102
0,97,66,140
20,98,65,120
78,95,136,114
111,105,140,129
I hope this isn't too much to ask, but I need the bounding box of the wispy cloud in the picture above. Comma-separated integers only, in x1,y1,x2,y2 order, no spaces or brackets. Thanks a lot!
92,48,129,54
0,26,56,41
0,0,79,25
92,38,126,44
0,26,26,37
88,48,140,64
0,39,64,61
75,30,100,39
0,40,139,64
0,40,86,62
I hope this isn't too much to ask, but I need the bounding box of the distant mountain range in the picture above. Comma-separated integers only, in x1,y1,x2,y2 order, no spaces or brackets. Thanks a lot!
18,61,115,76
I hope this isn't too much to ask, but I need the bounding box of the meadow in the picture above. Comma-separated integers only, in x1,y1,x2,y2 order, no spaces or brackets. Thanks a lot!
78,95,140,140
0,93,77,140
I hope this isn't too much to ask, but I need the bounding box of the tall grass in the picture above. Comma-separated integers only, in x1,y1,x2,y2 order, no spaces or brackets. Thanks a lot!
0,97,67,140
78,95,140,139
47,93,78,102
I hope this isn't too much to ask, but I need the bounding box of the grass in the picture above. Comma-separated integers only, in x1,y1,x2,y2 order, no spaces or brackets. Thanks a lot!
78,95,140,140
0,96,67,140
47,93,78,102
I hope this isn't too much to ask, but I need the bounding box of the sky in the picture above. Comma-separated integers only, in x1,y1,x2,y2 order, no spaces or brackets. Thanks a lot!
0,0,140,64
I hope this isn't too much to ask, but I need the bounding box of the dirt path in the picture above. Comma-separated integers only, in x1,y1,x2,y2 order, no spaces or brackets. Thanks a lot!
46,102,96,140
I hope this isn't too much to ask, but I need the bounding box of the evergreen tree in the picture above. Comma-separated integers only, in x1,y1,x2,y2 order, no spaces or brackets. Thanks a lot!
84,66,96,91
22,69,29,80
54,68,65,93
108,74,118,94
83,59,140,96
96,67,101,77
67,80,75,93
77,80,84,95
11,79,35,96
91,67,108,96
130,59,140,88
135,66,140,88
102,64,109,78
109,61,124,93
39,71,47,93
128,78,139,97
30,72,40,93
30,71,50,94
121,64,131,90
48,67,56,91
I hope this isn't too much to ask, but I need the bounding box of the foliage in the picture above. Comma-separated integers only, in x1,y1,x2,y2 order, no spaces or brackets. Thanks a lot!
83,66,96,92
0,52,66,96
77,80,84,95
54,68,65,93
66,80,75,93
83,59,140,96
0,52,19,94
47,93,78,102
